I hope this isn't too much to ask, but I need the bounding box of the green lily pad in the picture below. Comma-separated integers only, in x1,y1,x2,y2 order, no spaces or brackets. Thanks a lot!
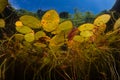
73,35,84,42
94,14,111,25
20,15,41,29
78,23,95,31
16,26,33,34
24,33,35,42
14,34,24,41
49,34,65,46
54,20,73,34
41,10,60,32
35,31,46,40
80,31,93,38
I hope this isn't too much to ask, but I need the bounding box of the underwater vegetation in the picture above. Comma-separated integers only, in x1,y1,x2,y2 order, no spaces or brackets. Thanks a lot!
1,0,120,80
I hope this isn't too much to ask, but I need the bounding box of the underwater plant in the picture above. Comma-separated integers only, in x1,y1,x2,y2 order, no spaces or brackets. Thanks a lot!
0,2,120,79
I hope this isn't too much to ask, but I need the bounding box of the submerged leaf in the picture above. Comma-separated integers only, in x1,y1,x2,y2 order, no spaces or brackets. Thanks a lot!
114,18,120,30
94,14,111,25
0,0,8,13
93,14,110,33
80,31,93,38
53,20,73,34
0,19,5,28
16,26,33,34
34,42,47,48
73,35,84,42
14,34,24,41
24,32,35,42
35,31,46,40
59,20,73,31
41,10,60,32
49,34,65,46
20,15,41,29
78,23,96,31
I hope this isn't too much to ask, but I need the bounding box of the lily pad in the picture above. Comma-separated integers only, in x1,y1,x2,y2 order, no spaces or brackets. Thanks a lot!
78,23,96,31
16,26,33,34
41,10,60,32
59,20,73,31
49,34,65,46
94,14,111,26
53,20,73,34
73,35,84,42
24,32,35,42
80,31,93,38
14,34,24,41
35,31,46,40
20,15,41,29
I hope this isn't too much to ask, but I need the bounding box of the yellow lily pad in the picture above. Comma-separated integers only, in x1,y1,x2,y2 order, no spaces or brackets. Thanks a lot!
73,35,84,42
53,20,73,34
94,14,111,25
78,23,96,31
24,32,35,42
49,34,65,46
16,26,33,34
14,34,24,41
35,31,46,40
59,20,73,31
41,10,60,32
20,15,41,29
80,31,93,38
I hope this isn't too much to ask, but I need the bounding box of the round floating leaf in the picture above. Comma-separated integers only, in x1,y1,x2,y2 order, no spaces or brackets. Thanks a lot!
15,21,23,27
80,31,93,38
14,34,24,41
114,18,120,30
41,10,60,32
49,34,65,46
78,23,96,31
33,42,46,48
94,14,111,25
16,26,33,34
59,20,73,31
35,31,46,40
20,15,41,29
0,0,8,13
54,20,73,34
0,19,5,28
24,32,35,42
73,35,84,42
